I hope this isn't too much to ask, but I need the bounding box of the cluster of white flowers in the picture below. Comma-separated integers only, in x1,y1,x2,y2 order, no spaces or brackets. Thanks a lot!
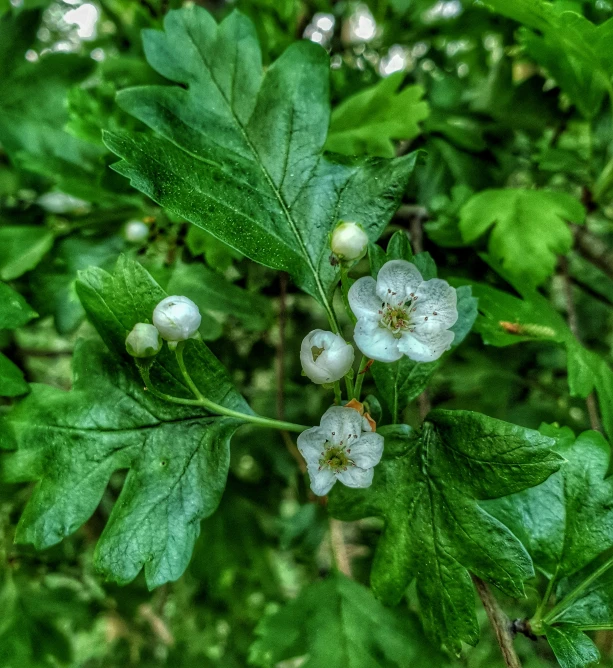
298,234,459,495
125,295,201,358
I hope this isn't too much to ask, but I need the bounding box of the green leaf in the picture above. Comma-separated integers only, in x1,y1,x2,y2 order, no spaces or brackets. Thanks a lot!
1,257,250,588
0,282,37,329
459,189,585,287
328,412,562,652
543,624,599,668
103,7,416,324
1,339,242,589
249,572,432,667
486,426,613,579
0,226,54,280
0,352,28,397
325,72,429,158
372,285,477,421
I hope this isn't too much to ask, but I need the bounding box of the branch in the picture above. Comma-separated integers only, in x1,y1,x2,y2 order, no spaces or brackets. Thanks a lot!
571,224,613,281
472,576,522,668
329,518,353,577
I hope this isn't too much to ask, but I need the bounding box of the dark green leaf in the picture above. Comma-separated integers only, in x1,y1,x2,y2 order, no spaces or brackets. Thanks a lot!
103,7,416,323
0,352,29,397
0,282,37,329
0,226,54,281
328,411,561,652
544,624,599,668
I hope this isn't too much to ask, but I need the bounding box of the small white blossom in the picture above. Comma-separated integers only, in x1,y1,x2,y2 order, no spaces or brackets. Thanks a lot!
124,220,149,243
331,221,369,261
300,330,354,384
125,323,162,358
153,295,202,342
348,259,458,363
297,406,384,496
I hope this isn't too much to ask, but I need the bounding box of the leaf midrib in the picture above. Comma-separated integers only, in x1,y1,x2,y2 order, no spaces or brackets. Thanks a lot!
183,29,339,329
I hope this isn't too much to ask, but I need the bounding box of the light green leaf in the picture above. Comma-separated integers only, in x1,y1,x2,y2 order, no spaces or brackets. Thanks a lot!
0,226,54,281
325,72,429,158
544,625,599,668
103,7,416,325
328,412,562,652
249,572,438,667
459,189,585,287
0,282,37,329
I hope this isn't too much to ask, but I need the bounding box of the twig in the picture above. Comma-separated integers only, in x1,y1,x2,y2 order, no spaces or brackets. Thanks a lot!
329,518,353,577
571,224,613,280
559,256,602,432
472,575,522,668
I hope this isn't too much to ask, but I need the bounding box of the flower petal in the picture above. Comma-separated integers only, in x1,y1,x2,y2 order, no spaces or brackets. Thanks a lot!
297,427,326,467
348,277,381,320
337,465,374,489
354,317,403,363
349,432,384,469
376,260,422,305
412,279,458,332
319,406,362,447
307,466,337,496
397,328,455,362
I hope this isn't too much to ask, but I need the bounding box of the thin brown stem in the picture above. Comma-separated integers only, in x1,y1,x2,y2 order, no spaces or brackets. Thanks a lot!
560,256,602,432
472,575,522,668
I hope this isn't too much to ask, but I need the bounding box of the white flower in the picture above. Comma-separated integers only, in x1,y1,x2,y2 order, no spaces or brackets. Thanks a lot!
297,406,384,496
125,323,162,358
348,259,458,363
300,330,355,384
331,221,369,261
153,295,202,342
124,220,149,243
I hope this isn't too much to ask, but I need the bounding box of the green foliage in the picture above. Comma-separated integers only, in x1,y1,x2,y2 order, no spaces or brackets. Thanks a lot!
459,190,585,287
325,73,429,158
103,7,417,322
250,573,433,667
0,226,55,281
328,412,562,653
0,282,36,396
543,625,599,668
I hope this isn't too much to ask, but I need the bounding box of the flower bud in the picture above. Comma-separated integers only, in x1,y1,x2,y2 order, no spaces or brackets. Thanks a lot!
124,220,149,243
331,221,368,261
153,295,202,342
300,329,355,384
125,323,162,358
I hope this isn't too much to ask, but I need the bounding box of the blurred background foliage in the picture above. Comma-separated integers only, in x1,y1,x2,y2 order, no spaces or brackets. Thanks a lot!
2,0,613,665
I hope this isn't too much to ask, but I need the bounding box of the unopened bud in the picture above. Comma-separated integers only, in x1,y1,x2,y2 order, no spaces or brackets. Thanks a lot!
300,329,354,384
153,295,201,342
331,221,369,261
126,323,162,358
124,220,149,243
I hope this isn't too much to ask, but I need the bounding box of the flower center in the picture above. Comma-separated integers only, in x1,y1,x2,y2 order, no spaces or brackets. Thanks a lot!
379,300,415,337
319,443,353,473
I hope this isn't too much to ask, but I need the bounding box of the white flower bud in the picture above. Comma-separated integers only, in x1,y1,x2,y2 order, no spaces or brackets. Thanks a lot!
125,323,162,358
300,329,355,384
153,295,202,342
124,220,149,243
331,221,368,261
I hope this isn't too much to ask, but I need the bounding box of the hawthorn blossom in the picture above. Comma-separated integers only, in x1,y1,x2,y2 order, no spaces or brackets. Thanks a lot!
300,330,355,384
297,405,384,496
331,221,369,261
153,295,202,342
348,259,458,363
125,323,162,358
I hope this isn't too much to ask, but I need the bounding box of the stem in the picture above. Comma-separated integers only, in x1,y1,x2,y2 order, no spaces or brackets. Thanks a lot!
531,569,559,631
353,355,369,401
334,381,342,405
472,576,522,668
544,555,613,625
329,518,352,577
344,373,355,401
138,347,310,433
